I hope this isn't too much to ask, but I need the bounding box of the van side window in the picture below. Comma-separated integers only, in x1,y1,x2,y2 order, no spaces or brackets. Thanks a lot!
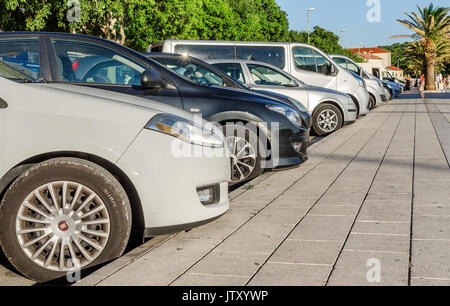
174,45,234,60
212,63,245,84
235,46,285,69
292,47,316,72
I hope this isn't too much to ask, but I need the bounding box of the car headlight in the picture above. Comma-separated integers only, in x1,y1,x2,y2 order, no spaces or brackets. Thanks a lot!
344,95,355,106
287,97,308,113
267,104,302,126
145,113,223,147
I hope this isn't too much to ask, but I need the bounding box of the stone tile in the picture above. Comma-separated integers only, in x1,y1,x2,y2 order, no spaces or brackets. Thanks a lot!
344,233,410,253
309,204,360,216
357,201,411,222
412,216,450,240
328,250,409,286
411,239,450,279
188,251,267,277
248,263,330,286
171,273,248,286
214,222,293,254
289,215,354,242
365,192,411,203
270,240,342,265
352,221,410,235
413,205,450,216
411,277,450,286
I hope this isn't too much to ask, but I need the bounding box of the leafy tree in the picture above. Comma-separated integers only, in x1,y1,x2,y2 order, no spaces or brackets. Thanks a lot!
392,3,449,90
228,0,289,41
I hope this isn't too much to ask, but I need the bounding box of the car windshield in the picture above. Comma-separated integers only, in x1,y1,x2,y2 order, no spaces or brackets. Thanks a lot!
248,63,299,87
151,57,224,87
0,61,36,81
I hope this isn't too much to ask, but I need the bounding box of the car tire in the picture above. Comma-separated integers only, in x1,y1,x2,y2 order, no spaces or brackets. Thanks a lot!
222,124,264,185
369,94,376,110
312,103,343,136
0,157,132,283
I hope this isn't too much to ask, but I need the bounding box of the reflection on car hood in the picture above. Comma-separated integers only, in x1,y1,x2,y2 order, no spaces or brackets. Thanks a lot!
29,82,192,118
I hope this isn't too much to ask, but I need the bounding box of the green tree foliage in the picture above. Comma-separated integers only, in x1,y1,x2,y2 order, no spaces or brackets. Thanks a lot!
0,0,355,56
391,3,449,90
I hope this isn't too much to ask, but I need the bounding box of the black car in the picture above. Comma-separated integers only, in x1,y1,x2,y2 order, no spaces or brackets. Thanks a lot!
0,32,310,183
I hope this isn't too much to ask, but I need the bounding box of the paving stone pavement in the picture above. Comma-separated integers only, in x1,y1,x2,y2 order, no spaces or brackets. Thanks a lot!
1,92,449,286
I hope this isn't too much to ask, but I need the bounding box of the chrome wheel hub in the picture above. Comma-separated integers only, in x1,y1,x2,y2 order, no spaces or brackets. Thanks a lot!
16,181,110,272
318,109,338,133
226,136,257,182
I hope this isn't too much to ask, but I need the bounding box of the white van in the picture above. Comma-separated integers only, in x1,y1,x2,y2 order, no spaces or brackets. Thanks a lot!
149,40,370,116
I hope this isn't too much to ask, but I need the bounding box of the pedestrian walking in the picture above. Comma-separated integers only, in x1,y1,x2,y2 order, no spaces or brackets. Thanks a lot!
405,75,411,93
420,74,425,92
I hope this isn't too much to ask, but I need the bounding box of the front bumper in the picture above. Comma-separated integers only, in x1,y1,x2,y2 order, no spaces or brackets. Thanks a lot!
268,124,310,170
116,129,230,235
355,86,370,116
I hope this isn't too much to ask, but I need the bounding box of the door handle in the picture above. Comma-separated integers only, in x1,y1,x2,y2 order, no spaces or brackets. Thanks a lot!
190,108,200,113
0,98,7,109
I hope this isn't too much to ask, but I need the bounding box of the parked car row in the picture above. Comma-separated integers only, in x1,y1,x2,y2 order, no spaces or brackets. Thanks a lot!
0,33,396,282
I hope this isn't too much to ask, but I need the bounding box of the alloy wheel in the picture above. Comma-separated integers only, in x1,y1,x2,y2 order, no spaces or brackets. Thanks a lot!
226,136,257,183
15,181,110,272
317,109,339,133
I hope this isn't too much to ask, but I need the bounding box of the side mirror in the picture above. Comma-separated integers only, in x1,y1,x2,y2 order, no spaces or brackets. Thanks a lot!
327,65,336,75
141,69,167,89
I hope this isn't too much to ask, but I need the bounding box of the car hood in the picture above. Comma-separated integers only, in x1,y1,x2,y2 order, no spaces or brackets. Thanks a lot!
207,85,298,108
30,82,192,119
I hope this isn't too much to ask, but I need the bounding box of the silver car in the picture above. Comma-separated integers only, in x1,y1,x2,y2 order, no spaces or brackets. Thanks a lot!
207,59,357,136
329,54,388,109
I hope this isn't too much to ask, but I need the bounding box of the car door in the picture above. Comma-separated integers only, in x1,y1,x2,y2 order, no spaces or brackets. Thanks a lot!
0,37,44,176
47,37,183,108
244,63,310,110
291,46,337,90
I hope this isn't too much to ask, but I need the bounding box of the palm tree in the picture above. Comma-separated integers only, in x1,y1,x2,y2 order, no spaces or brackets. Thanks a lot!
403,38,450,77
392,3,449,90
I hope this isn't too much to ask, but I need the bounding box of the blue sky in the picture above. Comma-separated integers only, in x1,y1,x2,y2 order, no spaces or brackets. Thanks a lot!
276,0,449,48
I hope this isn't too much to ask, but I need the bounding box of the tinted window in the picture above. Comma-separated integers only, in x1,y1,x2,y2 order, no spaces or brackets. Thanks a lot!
293,47,316,72
0,39,40,79
247,64,293,87
153,57,224,86
213,63,245,84
174,45,234,60
51,39,146,85
236,46,285,69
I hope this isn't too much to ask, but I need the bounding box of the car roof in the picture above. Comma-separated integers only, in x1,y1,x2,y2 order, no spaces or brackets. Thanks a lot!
206,59,283,69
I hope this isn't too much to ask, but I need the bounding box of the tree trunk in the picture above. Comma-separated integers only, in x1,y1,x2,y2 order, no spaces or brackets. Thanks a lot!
424,40,437,91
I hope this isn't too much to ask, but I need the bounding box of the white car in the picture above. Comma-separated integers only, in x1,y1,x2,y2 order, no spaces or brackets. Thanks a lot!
0,66,230,282
207,59,358,136
329,54,388,109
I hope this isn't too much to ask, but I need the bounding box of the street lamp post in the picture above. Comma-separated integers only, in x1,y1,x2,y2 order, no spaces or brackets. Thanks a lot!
340,29,347,42
307,8,315,44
